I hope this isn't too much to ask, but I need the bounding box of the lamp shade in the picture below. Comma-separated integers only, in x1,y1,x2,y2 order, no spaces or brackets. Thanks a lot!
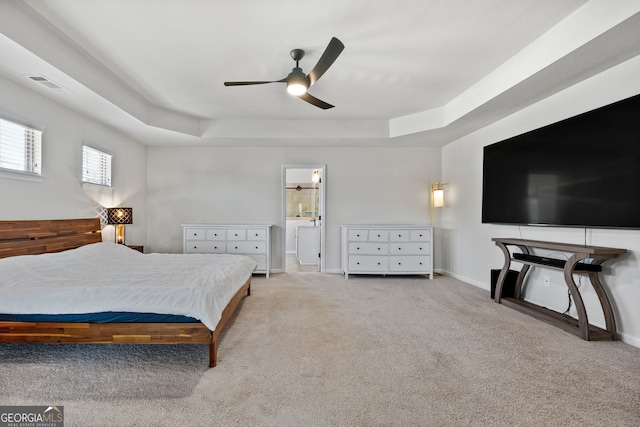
430,182,444,225
433,189,444,208
106,207,133,225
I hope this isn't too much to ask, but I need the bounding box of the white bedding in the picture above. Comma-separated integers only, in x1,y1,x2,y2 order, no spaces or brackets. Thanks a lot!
0,242,257,330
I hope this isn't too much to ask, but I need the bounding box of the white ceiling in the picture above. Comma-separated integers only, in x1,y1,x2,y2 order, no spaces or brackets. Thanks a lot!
1,0,639,146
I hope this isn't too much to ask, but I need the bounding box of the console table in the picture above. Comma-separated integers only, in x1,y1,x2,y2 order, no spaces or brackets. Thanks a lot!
492,238,626,341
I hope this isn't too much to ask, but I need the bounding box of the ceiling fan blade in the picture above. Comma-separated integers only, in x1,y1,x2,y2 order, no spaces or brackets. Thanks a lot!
224,79,286,86
299,92,334,109
308,37,345,86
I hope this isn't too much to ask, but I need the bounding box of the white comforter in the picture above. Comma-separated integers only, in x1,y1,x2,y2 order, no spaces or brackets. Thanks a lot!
0,242,257,330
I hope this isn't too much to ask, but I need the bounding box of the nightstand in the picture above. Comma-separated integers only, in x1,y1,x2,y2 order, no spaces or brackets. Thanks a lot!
127,245,144,253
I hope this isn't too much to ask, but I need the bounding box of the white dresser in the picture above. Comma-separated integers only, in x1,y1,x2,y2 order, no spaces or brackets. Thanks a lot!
182,224,272,278
340,225,433,279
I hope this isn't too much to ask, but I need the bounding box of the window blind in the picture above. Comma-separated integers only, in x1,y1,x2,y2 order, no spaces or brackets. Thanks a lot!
0,118,42,174
82,145,112,186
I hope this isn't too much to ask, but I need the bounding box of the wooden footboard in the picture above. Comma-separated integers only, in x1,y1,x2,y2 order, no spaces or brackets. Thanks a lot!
0,277,251,367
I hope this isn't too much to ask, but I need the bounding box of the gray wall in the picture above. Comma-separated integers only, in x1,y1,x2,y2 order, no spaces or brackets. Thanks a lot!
0,75,147,244
441,54,640,347
146,145,441,272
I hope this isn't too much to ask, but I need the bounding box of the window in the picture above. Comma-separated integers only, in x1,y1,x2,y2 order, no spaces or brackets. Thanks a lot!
82,145,112,187
0,117,42,175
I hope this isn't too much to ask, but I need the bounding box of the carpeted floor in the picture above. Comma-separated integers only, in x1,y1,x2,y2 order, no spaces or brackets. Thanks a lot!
1,272,638,426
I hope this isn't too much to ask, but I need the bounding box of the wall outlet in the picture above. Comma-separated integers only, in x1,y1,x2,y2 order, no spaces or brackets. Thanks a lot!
543,276,551,287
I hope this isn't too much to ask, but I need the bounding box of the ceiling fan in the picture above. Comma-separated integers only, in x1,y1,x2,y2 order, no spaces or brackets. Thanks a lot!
224,37,345,109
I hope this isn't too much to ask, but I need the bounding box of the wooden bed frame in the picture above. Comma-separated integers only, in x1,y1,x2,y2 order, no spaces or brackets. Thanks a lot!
0,218,251,367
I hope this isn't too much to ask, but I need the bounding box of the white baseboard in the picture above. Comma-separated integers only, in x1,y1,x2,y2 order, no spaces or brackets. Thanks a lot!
618,332,640,348
436,268,488,291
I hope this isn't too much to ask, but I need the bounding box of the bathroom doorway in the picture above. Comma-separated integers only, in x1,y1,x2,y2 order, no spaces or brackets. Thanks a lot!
282,165,326,273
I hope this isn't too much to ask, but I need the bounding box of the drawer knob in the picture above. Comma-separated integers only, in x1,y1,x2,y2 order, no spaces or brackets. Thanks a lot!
377,234,381,237
378,247,381,250
357,247,360,250
235,233,238,236
398,262,402,265
255,246,259,249
419,247,423,250
214,246,218,249
377,262,381,265
235,246,238,249
193,246,197,249
357,262,360,265
357,234,360,237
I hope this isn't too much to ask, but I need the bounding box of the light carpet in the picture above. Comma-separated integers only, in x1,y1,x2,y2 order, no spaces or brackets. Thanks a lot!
1,272,638,426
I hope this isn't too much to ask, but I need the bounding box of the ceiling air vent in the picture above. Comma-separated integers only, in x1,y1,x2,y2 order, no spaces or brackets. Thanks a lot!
26,75,71,94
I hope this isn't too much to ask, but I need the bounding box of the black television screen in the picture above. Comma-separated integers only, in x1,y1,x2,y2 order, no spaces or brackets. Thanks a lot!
482,93,640,229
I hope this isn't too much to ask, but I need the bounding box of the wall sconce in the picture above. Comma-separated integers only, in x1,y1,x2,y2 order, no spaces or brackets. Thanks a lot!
432,182,444,208
430,182,444,225
107,207,133,244
311,169,320,184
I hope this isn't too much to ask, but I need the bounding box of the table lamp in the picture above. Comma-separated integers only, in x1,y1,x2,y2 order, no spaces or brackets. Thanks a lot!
107,207,133,244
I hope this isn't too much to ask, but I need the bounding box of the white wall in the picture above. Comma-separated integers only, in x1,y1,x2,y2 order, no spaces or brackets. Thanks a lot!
441,54,640,347
0,75,147,243
146,145,441,272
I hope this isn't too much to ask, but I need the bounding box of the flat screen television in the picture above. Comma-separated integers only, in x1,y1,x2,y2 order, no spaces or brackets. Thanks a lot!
482,93,640,229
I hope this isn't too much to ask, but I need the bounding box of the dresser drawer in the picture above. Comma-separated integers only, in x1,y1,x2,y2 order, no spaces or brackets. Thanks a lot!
185,241,225,253
368,230,389,242
349,256,388,272
389,230,410,242
226,229,246,240
184,228,206,240
348,242,388,255
205,229,225,240
389,256,431,272
341,224,433,279
348,229,368,241
247,229,267,241
410,229,431,241
227,241,266,254
183,224,272,278
389,242,430,255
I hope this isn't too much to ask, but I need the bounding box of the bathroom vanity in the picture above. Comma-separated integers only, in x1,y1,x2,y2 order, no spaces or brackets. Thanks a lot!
296,225,320,265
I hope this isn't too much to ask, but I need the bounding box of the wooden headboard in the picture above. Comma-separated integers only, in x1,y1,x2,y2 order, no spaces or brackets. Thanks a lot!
0,218,102,258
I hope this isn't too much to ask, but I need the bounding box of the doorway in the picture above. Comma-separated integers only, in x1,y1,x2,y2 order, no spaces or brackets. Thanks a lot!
282,165,326,273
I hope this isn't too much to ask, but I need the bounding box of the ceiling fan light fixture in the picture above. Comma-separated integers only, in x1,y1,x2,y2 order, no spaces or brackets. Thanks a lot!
286,68,309,96
224,37,343,109
287,83,307,96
